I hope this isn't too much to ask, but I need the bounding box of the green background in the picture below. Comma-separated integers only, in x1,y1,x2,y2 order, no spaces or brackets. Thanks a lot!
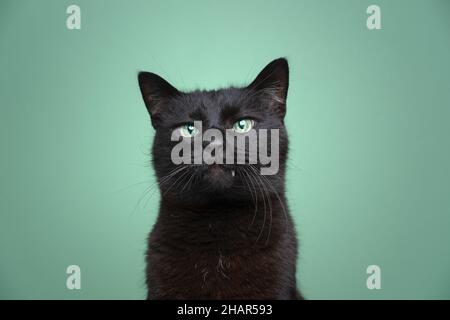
1,0,449,299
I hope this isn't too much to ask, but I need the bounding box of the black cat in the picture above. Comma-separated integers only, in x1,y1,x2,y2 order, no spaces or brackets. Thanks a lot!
138,58,302,299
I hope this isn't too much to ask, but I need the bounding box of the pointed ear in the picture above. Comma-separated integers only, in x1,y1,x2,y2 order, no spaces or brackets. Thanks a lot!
247,58,289,119
138,71,180,119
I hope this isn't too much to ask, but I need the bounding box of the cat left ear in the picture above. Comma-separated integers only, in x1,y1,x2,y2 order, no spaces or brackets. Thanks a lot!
138,71,180,121
247,58,289,119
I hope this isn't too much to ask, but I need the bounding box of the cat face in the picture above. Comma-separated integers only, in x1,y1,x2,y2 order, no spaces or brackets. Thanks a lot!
138,58,289,201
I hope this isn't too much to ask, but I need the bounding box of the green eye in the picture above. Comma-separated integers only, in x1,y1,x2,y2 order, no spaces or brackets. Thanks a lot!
233,119,254,133
179,123,199,138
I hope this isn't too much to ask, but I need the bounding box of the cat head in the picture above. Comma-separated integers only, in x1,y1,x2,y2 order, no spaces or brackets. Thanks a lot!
138,58,289,202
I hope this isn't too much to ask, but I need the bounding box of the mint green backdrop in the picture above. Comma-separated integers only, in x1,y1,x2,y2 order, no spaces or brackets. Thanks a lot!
1,0,449,299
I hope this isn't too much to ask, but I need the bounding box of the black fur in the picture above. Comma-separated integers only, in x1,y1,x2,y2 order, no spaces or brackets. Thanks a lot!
138,58,303,299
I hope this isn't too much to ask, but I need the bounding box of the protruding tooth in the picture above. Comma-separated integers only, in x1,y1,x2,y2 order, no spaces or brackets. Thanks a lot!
231,170,235,177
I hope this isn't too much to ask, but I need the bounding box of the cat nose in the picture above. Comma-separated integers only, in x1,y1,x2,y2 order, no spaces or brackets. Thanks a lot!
202,138,224,150
202,131,225,164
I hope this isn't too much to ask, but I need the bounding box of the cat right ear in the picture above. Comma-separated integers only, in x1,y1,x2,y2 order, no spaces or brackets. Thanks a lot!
247,58,289,120
138,72,179,121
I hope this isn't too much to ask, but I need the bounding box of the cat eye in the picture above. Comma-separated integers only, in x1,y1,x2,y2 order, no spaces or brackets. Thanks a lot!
232,119,254,133
179,123,199,138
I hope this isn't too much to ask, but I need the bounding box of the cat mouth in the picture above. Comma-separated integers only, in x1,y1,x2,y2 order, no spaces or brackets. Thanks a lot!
200,164,236,190
208,164,235,177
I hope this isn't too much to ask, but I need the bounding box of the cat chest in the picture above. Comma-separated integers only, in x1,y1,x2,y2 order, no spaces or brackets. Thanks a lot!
150,246,281,298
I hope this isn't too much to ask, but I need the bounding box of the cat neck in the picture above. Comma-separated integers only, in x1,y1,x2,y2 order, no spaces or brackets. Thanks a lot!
156,195,289,251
